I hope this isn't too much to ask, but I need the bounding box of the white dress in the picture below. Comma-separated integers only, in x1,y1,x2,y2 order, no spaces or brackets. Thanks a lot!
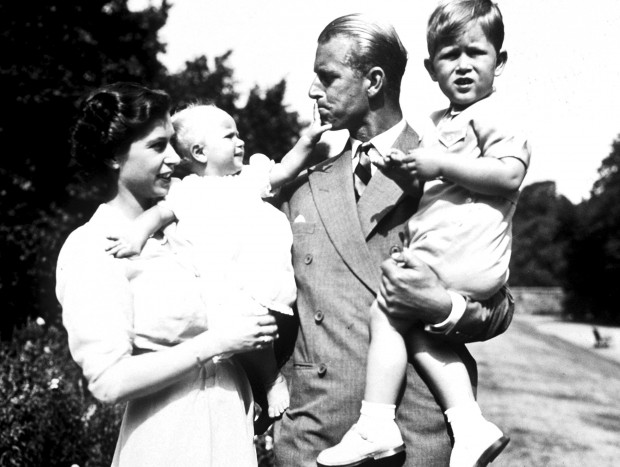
56,204,257,467
164,154,297,324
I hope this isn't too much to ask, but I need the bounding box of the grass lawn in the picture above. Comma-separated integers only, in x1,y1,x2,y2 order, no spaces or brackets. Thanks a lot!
469,315,620,466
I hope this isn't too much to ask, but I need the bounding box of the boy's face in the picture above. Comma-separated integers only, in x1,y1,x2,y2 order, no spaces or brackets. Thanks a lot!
200,110,245,177
424,21,507,110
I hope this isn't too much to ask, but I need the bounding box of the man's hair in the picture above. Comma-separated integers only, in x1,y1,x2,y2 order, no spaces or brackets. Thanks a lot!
170,102,218,160
426,0,504,59
318,13,408,98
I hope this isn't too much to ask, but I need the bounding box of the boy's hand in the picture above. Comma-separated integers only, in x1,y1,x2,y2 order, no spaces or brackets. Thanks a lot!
302,103,332,144
371,148,419,191
408,147,446,181
105,233,144,258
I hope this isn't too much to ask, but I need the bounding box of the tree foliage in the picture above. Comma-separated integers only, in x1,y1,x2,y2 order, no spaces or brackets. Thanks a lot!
0,1,303,338
563,136,620,323
509,181,576,286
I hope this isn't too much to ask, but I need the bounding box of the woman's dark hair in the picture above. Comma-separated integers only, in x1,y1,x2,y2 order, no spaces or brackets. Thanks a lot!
71,82,171,175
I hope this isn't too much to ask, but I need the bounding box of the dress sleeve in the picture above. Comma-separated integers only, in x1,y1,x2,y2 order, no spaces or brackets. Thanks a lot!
246,153,276,198
159,177,186,218
56,227,134,389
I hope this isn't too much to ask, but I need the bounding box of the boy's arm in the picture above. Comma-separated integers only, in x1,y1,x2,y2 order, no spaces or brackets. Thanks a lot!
105,203,176,258
269,105,331,189
414,147,527,197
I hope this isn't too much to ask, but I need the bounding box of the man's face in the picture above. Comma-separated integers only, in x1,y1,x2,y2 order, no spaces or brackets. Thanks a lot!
309,36,369,132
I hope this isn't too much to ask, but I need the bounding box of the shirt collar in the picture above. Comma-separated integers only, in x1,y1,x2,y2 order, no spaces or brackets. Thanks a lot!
349,118,407,159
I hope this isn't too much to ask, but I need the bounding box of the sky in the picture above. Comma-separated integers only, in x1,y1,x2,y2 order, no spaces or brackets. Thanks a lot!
130,0,620,203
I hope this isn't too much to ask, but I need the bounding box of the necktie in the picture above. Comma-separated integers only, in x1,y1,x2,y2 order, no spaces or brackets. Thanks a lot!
354,142,372,201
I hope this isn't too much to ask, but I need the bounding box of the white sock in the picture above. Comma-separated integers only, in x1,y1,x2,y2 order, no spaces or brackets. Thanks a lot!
357,400,396,431
445,401,484,438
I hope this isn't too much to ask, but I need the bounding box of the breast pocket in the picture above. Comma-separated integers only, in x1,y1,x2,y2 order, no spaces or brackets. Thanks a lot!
438,126,468,149
291,222,316,235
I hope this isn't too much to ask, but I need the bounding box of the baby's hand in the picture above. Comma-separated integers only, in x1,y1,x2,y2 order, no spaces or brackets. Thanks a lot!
105,233,144,258
302,103,332,144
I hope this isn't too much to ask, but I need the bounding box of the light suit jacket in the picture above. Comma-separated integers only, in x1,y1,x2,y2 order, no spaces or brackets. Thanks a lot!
274,125,513,467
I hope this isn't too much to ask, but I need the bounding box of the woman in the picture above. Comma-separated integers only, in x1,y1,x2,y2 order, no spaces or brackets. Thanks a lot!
56,82,278,466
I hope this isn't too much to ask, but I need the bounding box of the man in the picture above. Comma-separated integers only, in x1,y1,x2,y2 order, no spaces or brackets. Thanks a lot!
274,14,513,467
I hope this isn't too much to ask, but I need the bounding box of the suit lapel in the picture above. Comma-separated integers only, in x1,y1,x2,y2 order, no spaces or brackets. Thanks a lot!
357,125,421,238
308,149,381,293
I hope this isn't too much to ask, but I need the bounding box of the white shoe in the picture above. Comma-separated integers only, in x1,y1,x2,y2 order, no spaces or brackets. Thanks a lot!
317,423,405,467
450,420,509,467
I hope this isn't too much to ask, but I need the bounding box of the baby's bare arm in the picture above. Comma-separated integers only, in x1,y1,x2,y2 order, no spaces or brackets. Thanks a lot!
269,104,331,189
106,204,176,258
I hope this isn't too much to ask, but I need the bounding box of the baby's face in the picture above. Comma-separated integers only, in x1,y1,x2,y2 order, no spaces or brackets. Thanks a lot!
202,110,245,176
425,21,505,110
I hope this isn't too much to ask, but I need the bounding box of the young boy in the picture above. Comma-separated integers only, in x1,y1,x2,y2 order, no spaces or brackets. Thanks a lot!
318,1,530,466
107,104,330,421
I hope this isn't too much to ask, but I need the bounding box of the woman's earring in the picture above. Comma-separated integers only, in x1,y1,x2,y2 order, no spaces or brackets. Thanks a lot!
105,159,120,170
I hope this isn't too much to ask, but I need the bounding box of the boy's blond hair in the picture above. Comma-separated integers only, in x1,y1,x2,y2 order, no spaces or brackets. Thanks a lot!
427,0,504,59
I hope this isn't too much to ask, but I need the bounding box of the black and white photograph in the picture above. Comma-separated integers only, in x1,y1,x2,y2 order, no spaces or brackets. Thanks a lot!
1,1,619,466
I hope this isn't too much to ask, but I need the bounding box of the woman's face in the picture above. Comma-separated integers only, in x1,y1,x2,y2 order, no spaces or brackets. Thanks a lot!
115,114,180,207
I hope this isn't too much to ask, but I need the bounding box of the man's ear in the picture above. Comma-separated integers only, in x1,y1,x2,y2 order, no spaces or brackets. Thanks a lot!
424,58,438,82
191,144,208,164
495,50,508,77
366,66,385,98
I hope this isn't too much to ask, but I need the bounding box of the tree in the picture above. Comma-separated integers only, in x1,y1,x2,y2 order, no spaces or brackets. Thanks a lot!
163,57,303,161
163,53,238,114
0,1,172,338
509,181,576,286
0,2,305,339
563,136,620,323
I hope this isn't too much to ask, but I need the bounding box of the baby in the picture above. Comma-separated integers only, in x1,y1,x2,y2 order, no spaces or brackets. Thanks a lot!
107,103,330,420
318,1,531,467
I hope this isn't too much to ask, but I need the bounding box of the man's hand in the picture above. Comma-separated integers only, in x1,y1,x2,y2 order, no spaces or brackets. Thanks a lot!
375,248,452,325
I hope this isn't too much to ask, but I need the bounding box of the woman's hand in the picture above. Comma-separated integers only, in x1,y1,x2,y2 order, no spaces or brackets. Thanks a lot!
207,311,279,357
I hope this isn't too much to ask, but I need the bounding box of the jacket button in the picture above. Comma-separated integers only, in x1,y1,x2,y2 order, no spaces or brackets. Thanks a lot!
304,254,313,264
314,311,324,324
389,245,402,256
317,363,327,377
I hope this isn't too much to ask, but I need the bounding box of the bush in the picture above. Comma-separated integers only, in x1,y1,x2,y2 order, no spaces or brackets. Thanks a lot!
0,319,276,467
0,319,122,467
